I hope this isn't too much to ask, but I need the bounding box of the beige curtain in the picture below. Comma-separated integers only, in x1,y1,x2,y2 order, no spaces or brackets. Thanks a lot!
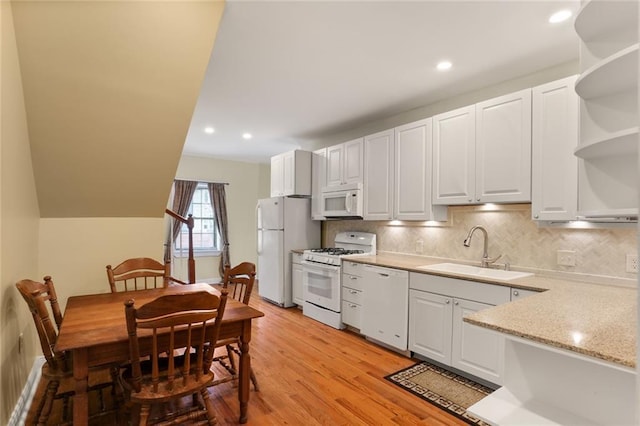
208,182,230,277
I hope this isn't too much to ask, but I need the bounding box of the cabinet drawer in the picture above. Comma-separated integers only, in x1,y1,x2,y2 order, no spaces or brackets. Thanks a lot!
342,260,364,276
409,272,511,306
341,300,362,329
342,286,363,304
342,273,363,291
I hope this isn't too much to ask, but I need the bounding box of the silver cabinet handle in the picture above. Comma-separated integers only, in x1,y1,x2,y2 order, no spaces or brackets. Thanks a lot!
379,273,389,277
454,300,459,305
350,276,357,280
445,300,450,304
513,290,519,296
349,303,357,308
349,290,358,294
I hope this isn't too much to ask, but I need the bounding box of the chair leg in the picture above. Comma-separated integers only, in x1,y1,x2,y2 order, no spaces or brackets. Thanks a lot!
225,345,237,373
38,380,59,426
139,404,150,426
250,368,260,391
200,387,218,425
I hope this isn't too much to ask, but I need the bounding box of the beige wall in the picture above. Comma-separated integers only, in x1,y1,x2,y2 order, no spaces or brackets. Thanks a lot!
0,2,42,422
173,156,270,280
38,218,165,308
325,204,638,284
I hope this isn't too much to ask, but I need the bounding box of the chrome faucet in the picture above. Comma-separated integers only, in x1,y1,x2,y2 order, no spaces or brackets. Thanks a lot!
463,225,501,268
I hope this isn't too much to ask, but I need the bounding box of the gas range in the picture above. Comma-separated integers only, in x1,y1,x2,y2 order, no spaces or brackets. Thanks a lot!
302,232,377,266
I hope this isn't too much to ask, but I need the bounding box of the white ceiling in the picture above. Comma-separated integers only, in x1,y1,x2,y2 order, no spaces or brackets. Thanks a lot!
182,0,581,164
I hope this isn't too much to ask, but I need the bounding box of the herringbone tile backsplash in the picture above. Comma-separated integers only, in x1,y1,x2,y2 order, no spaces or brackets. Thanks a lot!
323,204,638,281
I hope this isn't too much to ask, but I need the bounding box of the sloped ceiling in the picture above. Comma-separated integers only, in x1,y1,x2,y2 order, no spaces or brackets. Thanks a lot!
12,1,225,217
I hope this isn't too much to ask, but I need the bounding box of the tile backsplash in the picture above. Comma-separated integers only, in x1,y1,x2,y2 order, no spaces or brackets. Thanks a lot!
323,204,638,282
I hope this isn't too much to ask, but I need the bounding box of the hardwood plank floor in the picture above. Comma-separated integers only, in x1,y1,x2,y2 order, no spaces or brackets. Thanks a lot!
27,293,467,425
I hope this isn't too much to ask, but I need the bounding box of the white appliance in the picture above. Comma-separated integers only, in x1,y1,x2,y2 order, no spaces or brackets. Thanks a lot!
302,232,376,329
257,197,320,307
321,183,363,218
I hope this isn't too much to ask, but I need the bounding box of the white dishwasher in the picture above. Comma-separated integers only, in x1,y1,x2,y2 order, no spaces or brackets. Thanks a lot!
360,264,409,351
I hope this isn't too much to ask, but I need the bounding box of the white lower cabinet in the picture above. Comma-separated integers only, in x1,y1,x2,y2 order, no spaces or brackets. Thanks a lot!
408,289,452,364
409,272,511,385
451,298,504,385
341,261,364,329
291,252,304,306
361,265,409,351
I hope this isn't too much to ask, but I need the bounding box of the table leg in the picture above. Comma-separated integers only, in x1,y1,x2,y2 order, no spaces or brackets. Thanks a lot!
238,320,252,424
73,348,89,425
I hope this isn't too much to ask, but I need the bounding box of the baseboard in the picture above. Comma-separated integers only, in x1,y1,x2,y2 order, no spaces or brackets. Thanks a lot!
8,356,45,426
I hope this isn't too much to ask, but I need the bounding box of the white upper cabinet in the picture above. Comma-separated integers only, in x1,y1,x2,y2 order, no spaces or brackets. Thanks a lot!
311,148,327,220
475,89,532,203
433,90,532,205
361,119,447,221
270,150,312,197
326,138,364,188
395,118,447,221
364,129,394,220
433,105,476,204
531,75,579,222
574,0,638,219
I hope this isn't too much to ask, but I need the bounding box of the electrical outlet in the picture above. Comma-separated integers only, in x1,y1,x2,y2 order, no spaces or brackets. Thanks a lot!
415,239,424,254
626,254,638,273
557,250,576,267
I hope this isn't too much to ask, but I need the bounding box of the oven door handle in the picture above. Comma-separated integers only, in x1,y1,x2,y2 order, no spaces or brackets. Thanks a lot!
301,260,341,274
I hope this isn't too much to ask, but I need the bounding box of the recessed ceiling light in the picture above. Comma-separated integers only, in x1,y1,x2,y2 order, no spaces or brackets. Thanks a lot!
437,61,452,71
549,9,572,23
204,127,215,134
242,133,252,140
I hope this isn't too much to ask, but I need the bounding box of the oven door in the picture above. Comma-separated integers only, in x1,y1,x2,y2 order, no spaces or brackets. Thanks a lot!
301,261,341,312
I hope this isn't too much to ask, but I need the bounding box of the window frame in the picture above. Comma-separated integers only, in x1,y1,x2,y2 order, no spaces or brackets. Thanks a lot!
173,182,221,258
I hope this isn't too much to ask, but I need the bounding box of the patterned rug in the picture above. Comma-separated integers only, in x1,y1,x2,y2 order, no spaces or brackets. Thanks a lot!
385,362,494,425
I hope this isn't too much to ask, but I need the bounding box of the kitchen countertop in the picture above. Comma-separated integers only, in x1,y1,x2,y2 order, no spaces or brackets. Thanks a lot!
342,252,637,369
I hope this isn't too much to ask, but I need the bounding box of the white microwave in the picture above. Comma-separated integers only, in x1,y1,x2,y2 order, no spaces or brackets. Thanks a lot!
321,183,363,218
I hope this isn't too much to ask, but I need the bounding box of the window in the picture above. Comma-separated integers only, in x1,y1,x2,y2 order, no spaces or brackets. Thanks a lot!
175,183,220,255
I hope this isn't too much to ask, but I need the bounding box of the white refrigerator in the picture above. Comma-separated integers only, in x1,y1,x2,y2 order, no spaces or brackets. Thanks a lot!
257,197,320,307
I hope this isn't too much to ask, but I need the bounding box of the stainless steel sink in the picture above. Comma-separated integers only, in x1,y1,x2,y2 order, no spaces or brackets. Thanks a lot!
417,262,533,281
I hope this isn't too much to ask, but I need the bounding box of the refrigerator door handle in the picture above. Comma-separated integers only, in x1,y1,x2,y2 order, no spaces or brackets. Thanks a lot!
257,230,263,255
256,203,262,230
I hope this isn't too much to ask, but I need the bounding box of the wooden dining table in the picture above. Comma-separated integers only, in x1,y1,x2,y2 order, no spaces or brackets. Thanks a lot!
55,283,264,425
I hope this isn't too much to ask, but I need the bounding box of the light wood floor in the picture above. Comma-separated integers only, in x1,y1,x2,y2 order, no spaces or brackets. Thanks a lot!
28,293,467,425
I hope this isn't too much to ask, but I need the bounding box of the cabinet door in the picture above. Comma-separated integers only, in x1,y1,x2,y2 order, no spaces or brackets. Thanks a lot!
361,266,409,351
311,148,327,220
282,151,296,196
432,105,476,205
532,76,579,221
409,289,452,365
451,298,504,385
343,138,364,184
364,129,394,220
394,118,446,221
326,144,343,187
270,154,284,197
291,261,304,305
475,89,532,203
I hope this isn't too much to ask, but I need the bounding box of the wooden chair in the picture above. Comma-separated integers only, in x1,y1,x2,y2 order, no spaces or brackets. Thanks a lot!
106,257,172,292
120,290,228,425
16,276,116,425
212,262,259,390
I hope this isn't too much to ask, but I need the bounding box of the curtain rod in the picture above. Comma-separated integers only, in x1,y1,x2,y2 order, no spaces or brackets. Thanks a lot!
175,179,229,185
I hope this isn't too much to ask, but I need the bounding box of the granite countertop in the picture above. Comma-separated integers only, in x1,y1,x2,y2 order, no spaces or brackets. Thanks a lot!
342,252,637,369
